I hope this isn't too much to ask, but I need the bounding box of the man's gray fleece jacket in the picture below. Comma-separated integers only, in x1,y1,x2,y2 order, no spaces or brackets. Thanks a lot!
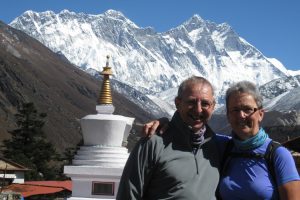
117,112,222,200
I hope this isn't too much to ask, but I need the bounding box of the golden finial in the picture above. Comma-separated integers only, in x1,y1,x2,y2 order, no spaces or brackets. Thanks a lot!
98,55,113,105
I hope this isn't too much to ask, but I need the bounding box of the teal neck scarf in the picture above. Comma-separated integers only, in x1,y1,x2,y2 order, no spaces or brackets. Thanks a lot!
233,128,268,151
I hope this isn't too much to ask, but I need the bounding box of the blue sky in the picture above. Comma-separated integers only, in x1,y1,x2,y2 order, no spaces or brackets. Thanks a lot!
1,0,299,71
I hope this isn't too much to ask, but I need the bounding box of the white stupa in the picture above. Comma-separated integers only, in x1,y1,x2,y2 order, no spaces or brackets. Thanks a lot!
64,56,134,200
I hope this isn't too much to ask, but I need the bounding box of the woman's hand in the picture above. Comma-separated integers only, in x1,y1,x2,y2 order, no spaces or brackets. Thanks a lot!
142,117,170,137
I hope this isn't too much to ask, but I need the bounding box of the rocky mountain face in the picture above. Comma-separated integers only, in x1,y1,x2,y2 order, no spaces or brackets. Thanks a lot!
10,9,290,109
2,9,300,149
0,21,156,153
260,76,300,100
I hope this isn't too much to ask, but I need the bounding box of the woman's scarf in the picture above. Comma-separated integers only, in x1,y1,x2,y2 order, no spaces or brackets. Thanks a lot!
233,128,268,151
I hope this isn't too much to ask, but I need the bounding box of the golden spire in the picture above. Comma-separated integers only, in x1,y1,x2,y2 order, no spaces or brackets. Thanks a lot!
98,55,113,105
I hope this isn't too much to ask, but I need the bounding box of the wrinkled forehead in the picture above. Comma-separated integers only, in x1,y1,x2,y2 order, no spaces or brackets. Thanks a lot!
183,82,214,97
227,92,256,105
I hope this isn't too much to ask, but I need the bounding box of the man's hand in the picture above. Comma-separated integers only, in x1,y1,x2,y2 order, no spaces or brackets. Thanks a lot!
142,117,170,137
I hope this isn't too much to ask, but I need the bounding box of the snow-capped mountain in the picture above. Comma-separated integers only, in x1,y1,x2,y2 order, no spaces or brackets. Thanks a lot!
265,87,300,112
267,57,300,76
260,75,300,100
9,9,291,111
260,75,300,112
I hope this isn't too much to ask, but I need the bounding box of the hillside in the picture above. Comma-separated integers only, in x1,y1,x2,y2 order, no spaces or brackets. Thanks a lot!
0,21,152,153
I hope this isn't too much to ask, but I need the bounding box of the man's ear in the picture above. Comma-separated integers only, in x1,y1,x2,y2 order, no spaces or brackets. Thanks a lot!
175,97,180,109
211,100,216,111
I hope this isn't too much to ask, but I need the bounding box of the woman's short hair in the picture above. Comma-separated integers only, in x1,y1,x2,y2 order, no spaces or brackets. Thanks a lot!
225,80,263,109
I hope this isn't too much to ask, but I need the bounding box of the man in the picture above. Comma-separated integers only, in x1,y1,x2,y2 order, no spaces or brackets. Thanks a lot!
117,76,227,200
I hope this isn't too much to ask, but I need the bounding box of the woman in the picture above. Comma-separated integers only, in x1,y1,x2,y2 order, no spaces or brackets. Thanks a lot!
219,81,299,199
143,80,300,199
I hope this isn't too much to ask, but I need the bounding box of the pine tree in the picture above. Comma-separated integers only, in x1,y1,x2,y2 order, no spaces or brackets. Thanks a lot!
2,102,61,180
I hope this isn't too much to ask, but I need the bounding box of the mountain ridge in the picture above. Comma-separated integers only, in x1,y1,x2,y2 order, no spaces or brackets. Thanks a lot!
3,10,300,147
9,9,291,108
0,20,156,153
